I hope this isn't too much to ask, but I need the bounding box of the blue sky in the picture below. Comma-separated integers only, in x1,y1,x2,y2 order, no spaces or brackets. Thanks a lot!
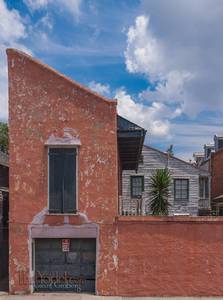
1,0,223,160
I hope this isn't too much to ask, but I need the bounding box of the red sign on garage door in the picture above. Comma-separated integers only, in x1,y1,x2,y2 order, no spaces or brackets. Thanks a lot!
62,239,70,252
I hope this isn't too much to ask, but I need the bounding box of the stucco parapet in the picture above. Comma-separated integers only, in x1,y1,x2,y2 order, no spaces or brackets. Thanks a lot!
6,48,117,106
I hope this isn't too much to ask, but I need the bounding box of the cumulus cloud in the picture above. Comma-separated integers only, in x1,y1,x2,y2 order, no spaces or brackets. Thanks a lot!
88,80,182,138
126,1,223,116
140,70,193,107
24,0,82,18
125,15,194,114
88,81,111,98
23,0,49,11
122,15,189,140
116,88,177,137
123,3,223,158
0,0,31,121
0,1,26,41
125,15,165,80
36,13,53,30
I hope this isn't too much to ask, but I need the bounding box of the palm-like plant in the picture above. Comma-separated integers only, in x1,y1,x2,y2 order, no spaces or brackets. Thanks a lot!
149,168,171,215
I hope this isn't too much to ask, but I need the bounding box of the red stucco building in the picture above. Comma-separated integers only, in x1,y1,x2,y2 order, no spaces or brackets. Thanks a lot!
7,48,223,296
7,48,146,294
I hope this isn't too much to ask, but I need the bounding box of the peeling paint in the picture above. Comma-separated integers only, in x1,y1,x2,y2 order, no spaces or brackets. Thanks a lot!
13,258,26,272
31,207,48,225
112,255,118,270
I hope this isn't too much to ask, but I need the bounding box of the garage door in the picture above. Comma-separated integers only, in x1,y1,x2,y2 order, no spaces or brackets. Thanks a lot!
34,238,96,293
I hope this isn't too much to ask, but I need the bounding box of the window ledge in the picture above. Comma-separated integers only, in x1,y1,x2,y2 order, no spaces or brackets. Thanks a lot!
45,132,81,146
46,212,78,216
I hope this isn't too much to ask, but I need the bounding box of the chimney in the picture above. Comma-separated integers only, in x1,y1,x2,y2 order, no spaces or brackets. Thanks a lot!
204,143,215,160
193,152,204,166
214,135,223,152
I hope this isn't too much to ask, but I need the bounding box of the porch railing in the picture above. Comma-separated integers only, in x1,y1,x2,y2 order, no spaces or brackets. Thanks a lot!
199,198,210,209
119,195,145,216
119,196,211,216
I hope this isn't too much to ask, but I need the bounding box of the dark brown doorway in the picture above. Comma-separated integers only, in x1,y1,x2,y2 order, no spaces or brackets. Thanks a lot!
34,238,96,293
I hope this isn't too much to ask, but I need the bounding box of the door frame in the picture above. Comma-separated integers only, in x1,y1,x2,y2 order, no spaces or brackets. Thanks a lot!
32,237,98,293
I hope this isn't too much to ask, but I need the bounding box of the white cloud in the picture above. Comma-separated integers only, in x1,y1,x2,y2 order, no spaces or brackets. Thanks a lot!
58,0,82,18
37,13,53,30
0,0,31,121
124,6,223,157
125,15,165,80
24,0,82,18
0,0,26,41
126,3,223,116
88,80,183,139
140,70,193,106
23,0,49,11
89,80,178,138
123,15,188,141
125,15,193,113
116,88,173,138
88,81,111,97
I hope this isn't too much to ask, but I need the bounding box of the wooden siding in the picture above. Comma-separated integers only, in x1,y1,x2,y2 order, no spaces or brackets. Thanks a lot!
121,146,201,216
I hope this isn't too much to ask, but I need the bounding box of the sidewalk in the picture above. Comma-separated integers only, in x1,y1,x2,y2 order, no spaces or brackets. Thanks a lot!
0,294,223,300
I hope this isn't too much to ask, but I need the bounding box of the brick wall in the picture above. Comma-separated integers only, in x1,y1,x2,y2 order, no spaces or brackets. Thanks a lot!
113,217,223,296
7,48,118,294
211,149,223,199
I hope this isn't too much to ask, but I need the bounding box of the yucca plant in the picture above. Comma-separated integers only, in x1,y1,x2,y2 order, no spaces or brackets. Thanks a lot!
149,168,171,215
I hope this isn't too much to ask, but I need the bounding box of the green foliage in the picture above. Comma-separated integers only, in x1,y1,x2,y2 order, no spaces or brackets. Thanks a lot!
0,122,9,153
149,168,171,216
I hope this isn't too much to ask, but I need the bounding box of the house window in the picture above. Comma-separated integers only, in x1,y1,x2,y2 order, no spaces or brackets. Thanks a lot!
49,148,76,214
199,177,209,199
174,179,189,201
131,176,144,198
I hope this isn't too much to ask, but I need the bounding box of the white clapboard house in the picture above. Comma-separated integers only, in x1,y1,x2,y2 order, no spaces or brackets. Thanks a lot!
120,145,210,216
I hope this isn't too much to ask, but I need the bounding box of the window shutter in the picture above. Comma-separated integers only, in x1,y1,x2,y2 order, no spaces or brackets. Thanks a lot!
63,148,76,213
49,149,63,213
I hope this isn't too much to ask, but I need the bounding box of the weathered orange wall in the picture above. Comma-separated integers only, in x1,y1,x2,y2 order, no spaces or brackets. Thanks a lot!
7,48,118,294
115,216,223,296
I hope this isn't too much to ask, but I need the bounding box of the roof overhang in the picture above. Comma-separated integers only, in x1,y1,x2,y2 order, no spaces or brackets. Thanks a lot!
117,115,146,170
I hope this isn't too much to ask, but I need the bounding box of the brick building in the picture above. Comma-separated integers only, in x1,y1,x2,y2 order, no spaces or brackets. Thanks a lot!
210,148,223,214
7,48,223,296
195,135,223,215
7,48,146,294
